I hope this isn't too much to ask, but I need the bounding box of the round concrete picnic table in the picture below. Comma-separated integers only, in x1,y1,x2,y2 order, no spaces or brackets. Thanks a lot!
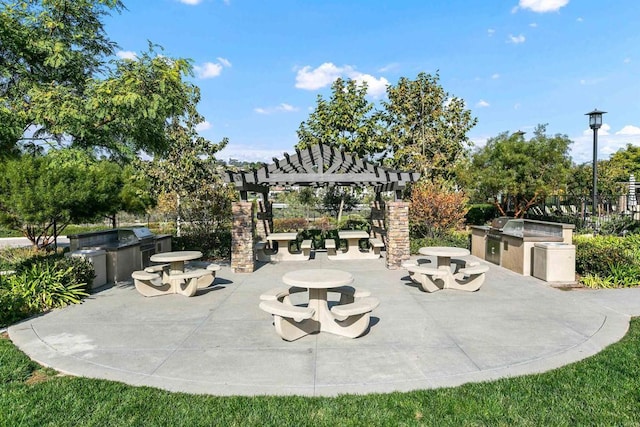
282,269,355,336
150,250,203,275
418,246,470,269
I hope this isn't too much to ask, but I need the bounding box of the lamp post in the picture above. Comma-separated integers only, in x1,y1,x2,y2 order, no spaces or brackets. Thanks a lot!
586,109,606,226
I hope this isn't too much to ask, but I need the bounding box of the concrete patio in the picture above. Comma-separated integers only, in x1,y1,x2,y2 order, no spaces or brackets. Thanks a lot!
8,251,640,397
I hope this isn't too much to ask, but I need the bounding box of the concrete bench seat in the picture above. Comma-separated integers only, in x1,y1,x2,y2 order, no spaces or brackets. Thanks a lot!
259,286,306,304
144,263,169,273
168,268,211,297
259,300,316,341
368,238,385,255
329,285,372,304
324,239,337,256
450,263,490,292
132,270,172,297
300,239,313,257
330,296,380,338
185,261,221,289
405,265,448,293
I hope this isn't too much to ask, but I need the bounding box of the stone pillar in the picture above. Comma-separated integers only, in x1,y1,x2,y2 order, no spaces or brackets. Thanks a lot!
385,201,410,269
231,201,255,273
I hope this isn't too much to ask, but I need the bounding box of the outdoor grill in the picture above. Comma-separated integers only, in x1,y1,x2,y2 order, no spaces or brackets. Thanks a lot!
485,217,510,265
117,227,156,266
470,217,574,277
68,227,172,283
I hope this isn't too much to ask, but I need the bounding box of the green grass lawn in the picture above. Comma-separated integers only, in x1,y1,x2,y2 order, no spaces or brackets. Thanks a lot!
2,319,640,426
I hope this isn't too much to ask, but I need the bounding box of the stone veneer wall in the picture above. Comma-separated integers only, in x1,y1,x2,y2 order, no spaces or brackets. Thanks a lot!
231,201,255,273
385,201,410,269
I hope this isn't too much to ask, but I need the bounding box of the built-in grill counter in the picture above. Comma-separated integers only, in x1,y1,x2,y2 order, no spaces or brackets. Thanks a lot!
68,227,172,283
470,219,575,276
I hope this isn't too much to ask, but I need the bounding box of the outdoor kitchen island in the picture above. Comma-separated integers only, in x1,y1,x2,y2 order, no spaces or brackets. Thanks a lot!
470,218,575,277
68,227,172,283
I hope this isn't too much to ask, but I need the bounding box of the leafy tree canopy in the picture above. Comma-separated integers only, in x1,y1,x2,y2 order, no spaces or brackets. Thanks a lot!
1,0,203,159
0,149,125,246
381,72,477,182
296,78,386,162
463,124,573,218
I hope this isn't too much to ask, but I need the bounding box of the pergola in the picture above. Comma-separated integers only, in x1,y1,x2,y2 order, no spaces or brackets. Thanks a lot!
223,144,420,272
223,143,420,200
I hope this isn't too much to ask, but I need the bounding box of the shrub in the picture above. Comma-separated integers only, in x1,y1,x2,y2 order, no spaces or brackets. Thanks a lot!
465,204,498,225
0,255,92,327
574,234,640,287
172,230,232,260
273,218,309,232
574,235,637,277
410,180,469,238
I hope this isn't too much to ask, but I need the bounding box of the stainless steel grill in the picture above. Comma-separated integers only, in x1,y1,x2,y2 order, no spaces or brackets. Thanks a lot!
117,227,156,266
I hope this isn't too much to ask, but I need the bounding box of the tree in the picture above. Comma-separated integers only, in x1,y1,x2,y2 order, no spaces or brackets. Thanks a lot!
143,117,230,237
1,1,201,159
0,149,123,247
381,72,477,181
296,78,385,161
464,125,573,218
321,186,360,220
598,144,640,203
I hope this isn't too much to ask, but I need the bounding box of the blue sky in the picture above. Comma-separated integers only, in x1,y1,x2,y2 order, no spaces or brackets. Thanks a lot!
104,0,640,165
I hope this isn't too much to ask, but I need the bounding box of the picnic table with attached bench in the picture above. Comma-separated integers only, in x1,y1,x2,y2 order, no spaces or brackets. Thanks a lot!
131,251,219,297
255,232,312,262
327,230,382,260
259,269,379,341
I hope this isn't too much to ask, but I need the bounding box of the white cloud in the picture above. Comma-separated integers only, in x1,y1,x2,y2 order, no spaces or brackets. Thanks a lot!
491,73,500,79
217,57,232,67
116,50,137,60
529,22,538,28
254,103,299,115
487,28,495,36
194,58,231,79
616,125,640,135
178,0,202,5
195,120,211,132
295,62,345,90
476,100,490,108
351,73,389,97
217,146,284,163
508,34,526,44
294,62,389,97
517,0,569,13
624,57,631,64
577,17,583,22
571,125,640,163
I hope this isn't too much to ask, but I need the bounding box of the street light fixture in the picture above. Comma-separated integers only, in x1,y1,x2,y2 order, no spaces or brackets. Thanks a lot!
585,108,607,227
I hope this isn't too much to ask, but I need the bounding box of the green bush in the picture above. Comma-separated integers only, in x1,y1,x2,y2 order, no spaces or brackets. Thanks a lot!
465,204,498,225
172,230,232,260
574,235,636,277
0,251,94,328
575,234,640,287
